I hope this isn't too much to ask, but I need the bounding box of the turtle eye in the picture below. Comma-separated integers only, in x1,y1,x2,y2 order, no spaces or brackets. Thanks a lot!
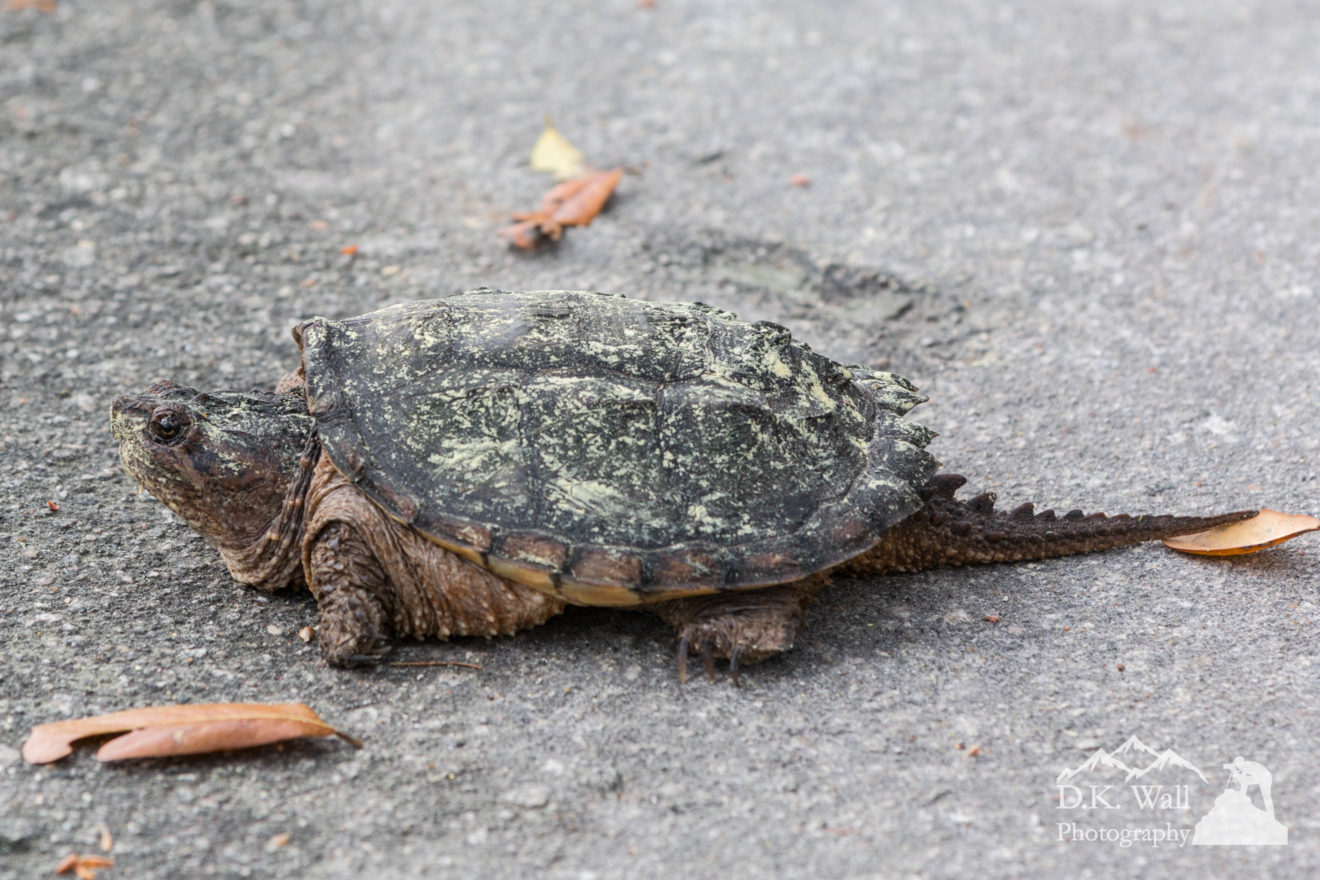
148,408,189,444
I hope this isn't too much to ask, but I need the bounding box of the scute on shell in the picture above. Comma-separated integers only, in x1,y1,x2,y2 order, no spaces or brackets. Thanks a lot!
295,289,936,604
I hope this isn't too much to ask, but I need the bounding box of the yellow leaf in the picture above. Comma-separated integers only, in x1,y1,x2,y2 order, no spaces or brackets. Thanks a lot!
529,117,587,180
1163,508,1320,556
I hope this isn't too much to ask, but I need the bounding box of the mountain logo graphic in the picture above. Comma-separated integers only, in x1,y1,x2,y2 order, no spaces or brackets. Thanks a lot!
1056,736,1206,786
1125,749,1210,784
1109,734,1160,761
1055,749,1133,785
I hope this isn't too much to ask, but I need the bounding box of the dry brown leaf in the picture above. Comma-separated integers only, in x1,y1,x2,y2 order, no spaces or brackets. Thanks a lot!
548,168,623,227
523,173,597,219
529,117,587,180
22,702,361,764
500,168,623,250
1163,508,1320,556
5,0,57,12
97,718,333,761
55,854,113,879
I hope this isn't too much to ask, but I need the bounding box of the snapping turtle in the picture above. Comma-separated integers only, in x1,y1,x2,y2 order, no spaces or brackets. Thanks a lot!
111,289,1252,677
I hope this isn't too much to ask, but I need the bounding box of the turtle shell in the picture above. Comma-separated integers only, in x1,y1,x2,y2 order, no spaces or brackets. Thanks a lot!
295,290,937,605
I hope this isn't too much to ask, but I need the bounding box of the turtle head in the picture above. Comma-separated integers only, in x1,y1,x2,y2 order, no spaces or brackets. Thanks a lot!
111,380,314,552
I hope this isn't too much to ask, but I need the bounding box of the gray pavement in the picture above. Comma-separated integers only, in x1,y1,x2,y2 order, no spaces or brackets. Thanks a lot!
3,1,1319,877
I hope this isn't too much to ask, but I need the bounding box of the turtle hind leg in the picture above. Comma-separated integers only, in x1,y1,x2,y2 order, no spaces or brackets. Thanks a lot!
649,576,829,685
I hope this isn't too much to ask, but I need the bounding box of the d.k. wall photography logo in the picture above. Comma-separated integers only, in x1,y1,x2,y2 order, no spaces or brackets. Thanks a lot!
1054,735,1287,847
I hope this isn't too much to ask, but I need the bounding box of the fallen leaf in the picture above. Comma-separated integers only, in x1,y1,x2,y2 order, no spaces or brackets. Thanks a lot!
55,854,113,879
94,823,113,852
791,173,811,187
500,168,623,250
339,244,359,256
518,173,597,220
529,117,588,180
505,115,626,249
265,832,292,852
97,719,322,761
22,702,361,764
1163,508,1320,556
47,500,60,511
5,0,57,11
547,167,623,227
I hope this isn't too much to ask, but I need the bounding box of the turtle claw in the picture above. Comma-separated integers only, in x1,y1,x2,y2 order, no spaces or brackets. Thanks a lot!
344,635,393,667
316,608,393,668
674,637,716,684
669,628,761,685
344,651,389,667
322,632,392,668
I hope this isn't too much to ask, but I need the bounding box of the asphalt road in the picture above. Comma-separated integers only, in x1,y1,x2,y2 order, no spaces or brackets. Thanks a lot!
3,1,1318,877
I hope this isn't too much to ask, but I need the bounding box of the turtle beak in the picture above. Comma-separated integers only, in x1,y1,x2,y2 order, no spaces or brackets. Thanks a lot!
110,398,137,440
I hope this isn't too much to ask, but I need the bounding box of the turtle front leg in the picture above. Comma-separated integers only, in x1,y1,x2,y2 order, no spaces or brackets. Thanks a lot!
307,521,395,666
649,576,828,684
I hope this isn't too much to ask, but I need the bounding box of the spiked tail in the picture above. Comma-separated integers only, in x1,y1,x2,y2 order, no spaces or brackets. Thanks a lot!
841,473,1258,576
